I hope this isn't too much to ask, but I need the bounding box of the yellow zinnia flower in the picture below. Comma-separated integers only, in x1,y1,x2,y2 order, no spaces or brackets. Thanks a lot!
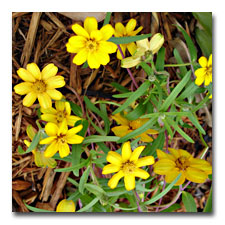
24,125,57,168
114,18,143,59
112,112,158,142
40,119,84,158
41,100,81,127
195,54,212,86
66,17,117,69
14,63,65,109
153,148,212,185
102,141,155,191
56,199,76,212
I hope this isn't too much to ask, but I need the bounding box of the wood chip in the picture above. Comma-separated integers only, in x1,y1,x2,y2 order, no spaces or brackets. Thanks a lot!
12,180,32,191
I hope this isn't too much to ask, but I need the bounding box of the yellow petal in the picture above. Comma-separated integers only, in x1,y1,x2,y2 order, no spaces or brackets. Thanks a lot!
130,26,143,36
102,164,120,174
66,42,80,53
73,48,88,65
146,129,159,134
40,136,56,145
121,141,132,162
115,22,126,36
72,23,89,39
204,75,212,86
46,89,62,101
87,51,100,69
99,41,117,54
208,54,212,67
65,102,71,116
121,56,141,68
58,143,70,158
168,148,180,159
38,93,52,109
58,119,68,135
95,50,110,65
26,63,41,80
68,35,86,48
165,169,185,185
138,133,153,142
17,68,36,82
199,56,208,68
55,100,65,111
90,30,103,42
66,125,83,137
178,149,192,159
153,158,175,175
116,44,126,59
44,141,58,158
127,42,137,56
84,17,98,35
65,134,84,144
67,115,81,127
195,68,206,78
41,63,58,81
195,75,205,86
45,76,65,89
45,122,58,137
156,149,175,161
26,125,36,140
125,19,137,34
124,174,135,191
112,113,129,126
24,140,31,147
40,107,57,114
184,167,208,183
136,156,155,167
14,82,33,95
108,170,124,189
23,92,37,107
130,146,145,162
137,38,150,51
56,199,75,212
100,24,115,41
149,33,164,54
133,168,150,179
111,125,131,137
106,151,122,166
189,158,212,175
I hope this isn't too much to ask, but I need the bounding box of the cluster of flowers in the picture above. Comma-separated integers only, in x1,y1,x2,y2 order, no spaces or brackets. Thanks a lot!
14,16,212,212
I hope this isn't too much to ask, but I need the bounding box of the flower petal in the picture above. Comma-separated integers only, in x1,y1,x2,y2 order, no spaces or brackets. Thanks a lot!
44,141,59,158
195,68,206,77
125,19,137,34
130,26,143,36
208,54,212,67
138,133,153,142
121,141,132,162
189,158,212,175
68,35,86,48
111,125,131,138
100,24,115,41
153,158,175,175
73,48,88,66
67,115,81,127
41,63,58,81
72,23,89,39
130,146,145,162
184,167,208,183
106,151,122,166
156,149,175,161
95,50,110,65
90,30,103,41
116,44,126,59
46,89,62,100
40,107,57,114
84,17,98,35
178,149,192,159
165,169,185,185
204,75,212,86
14,82,33,95
55,100,65,111
136,156,155,168
40,136,56,145
112,113,129,126
124,174,135,191
127,42,137,56
38,93,52,109
199,56,208,68
99,41,117,54
66,125,83,137
23,92,37,107
168,148,180,159
133,168,150,179
66,42,80,53
108,170,124,189
115,22,126,36
41,113,57,123
58,143,70,158
17,68,36,82
195,75,205,86
56,199,75,212
87,51,100,69
102,164,120,174
65,134,84,144
58,119,68,135
65,102,71,116
26,63,41,80
45,122,58,137
45,76,65,89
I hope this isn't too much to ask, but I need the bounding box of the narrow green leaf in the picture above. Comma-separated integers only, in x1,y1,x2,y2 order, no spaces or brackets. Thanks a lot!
139,62,154,75
160,203,181,212
143,173,181,205
177,81,199,100
182,191,197,212
83,135,120,144
97,142,110,154
17,145,25,154
67,177,79,187
24,201,54,212
79,166,91,195
163,117,174,139
23,131,41,154
113,80,151,115
84,183,106,199
76,197,99,212
187,113,206,134
109,33,152,45
156,47,165,71
125,100,146,121
103,12,112,26
173,48,188,78
111,82,130,93
160,71,191,112
203,187,212,212
71,144,83,176
69,101,83,117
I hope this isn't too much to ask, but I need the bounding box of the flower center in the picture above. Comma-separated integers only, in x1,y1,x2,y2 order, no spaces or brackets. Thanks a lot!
86,40,97,51
56,111,66,123
57,134,66,144
206,66,212,76
33,80,46,93
175,156,190,170
122,161,136,175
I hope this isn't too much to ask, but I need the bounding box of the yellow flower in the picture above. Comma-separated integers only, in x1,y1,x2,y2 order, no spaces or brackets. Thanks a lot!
14,63,65,109
102,141,155,191
112,112,158,142
153,148,212,185
41,100,81,127
121,33,164,68
195,54,212,86
56,199,76,212
66,17,117,69
114,18,143,59
24,125,57,168
40,119,84,158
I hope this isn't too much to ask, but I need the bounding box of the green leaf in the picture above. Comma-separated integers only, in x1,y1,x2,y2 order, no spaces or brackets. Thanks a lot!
83,135,120,144
103,12,112,26
155,47,165,71
176,25,197,62
76,197,99,212
22,131,41,154
177,81,199,100
17,145,25,154
182,191,197,212
160,71,191,112
143,173,181,205
187,113,206,135
67,177,79,187
203,187,212,212
139,62,154,75
81,61,89,69
69,101,83,117
71,144,83,176
173,48,188,78
84,183,106,199
160,203,181,212
109,33,152,45
24,201,54,212
111,82,130,93
113,80,151,115
79,166,91,195
125,100,146,121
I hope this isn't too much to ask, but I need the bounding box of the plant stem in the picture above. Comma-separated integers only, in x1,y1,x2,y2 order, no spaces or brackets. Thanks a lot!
164,62,193,67
117,44,139,89
132,190,142,212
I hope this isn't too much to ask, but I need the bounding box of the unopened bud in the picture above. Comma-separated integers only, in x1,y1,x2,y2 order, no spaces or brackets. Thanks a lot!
149,33,164,55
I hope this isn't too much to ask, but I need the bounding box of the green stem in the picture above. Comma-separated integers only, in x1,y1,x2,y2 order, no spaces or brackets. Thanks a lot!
89,163,100,187
164,62,193,67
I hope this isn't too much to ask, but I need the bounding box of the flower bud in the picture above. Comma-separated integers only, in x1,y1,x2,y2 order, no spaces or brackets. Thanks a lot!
56,199,76,212
121,56,141,68
149,33,164,54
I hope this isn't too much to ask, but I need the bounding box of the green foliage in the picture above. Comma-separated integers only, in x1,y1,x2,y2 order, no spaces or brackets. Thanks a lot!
182,191,197,212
